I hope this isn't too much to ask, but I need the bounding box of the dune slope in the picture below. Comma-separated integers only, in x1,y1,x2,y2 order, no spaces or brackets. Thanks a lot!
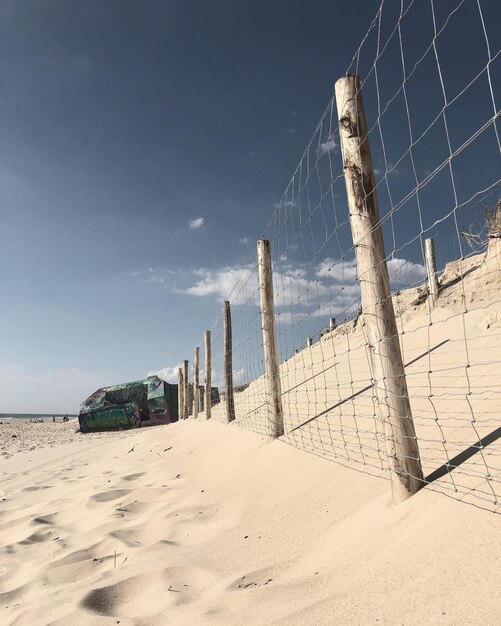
1,420,499,625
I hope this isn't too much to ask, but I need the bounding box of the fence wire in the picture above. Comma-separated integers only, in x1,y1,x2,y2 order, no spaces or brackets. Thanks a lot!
185,0,500,513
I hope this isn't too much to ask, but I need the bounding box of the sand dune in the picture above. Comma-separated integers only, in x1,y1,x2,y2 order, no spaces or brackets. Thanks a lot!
1,419,500,625
2,245,500,624
210,244,501,512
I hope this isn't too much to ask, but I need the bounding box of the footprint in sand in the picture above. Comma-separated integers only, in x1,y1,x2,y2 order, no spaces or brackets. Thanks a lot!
18,530,56,545
163,506,211,521
121,472,145,481
46,537,119,572
32,514,57,526
89,489,132,503
228,566,275,591
48,546,98,570
44,548,118,586
109,522,179,549
44,558,104,586
109,527,146,548
81,566,215,618
0,581,32,606
23,485,53,492
0,513,36,532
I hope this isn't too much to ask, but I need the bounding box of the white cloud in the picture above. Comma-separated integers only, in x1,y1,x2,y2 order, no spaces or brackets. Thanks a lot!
233,368,246,385
274,271,331,306
147,363,183,384
319,136,338,155
315,257,358,281
387,257,426,287
180,261,356,316
274,200,295,210
387,162,403,176
239,237,251,245
189,217,205,229
373,163,403,177
315,255,425,289
178,255,424,326
181,265,257,300
273,264,361,324
181,263,334,311
128,268,168,284
287,128,296,134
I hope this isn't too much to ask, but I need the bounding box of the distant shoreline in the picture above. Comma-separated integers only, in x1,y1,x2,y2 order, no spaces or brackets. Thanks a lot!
0,413,78,421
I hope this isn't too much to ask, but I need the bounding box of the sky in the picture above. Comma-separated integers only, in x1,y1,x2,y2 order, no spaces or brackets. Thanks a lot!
1,0,500,413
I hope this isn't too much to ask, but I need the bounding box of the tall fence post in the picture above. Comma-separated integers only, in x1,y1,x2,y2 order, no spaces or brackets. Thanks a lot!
425,237,439,300
204,330,212,420
257,240,284,437
183,359,189,419
223,300,235,423
177,367,184,423
335,73,424,503
193,346,200,419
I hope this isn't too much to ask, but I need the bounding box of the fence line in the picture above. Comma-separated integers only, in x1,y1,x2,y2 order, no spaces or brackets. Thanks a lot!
178,0,500,512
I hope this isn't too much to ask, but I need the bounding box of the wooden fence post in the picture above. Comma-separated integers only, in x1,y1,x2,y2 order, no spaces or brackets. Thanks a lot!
205,330,212,420
183,359,189,419
330,317,337,331
177,367,184,423
335,73,424,503
223,300,235,423
425,237,439,300
257,239,284,437
193,346,200,419
307,337,313,347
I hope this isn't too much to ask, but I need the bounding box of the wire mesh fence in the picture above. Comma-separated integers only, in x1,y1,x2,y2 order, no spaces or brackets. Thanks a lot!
180,0,500,512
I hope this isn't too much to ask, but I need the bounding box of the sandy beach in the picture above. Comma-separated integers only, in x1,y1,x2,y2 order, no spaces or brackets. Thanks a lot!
2,0,500,623
1,417,500,625
1,246,501,625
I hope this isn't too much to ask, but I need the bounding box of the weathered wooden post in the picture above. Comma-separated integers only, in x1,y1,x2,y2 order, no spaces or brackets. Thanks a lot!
257,239,284,437
330,317,337,331
204,330,212,420
193,346,200,419
335,73,424,503
307,337,313,347
183,359,189,419
425,237,439,300
223,301,235,422
177,367,184,423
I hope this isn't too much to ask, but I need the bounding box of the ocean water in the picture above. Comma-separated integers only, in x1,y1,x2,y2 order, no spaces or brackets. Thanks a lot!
0,413,78,422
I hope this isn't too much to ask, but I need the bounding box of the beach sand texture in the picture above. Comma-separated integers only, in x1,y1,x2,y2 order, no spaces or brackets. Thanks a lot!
1,246,500,625
1,420,500,625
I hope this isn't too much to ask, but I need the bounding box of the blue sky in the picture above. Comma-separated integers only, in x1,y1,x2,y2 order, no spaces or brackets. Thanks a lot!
1,0,500,413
